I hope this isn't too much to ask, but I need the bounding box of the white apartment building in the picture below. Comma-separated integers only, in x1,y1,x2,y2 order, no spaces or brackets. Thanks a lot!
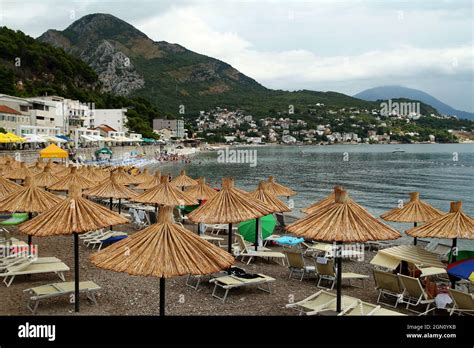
0,94,31,133
26,98,59,130
91,109,128,132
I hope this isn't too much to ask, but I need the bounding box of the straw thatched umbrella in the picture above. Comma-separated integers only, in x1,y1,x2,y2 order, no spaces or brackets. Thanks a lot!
188,178,274,256
301,186,345,214
48,166,95,191
90,205,234,315
135,170,162,190
266,176,297,197
129,168,154,185
0,176,63,246
32,163,60,188
84,172,137,214
171,170,198,191
406,201,474,287
249,181,291,250
286,188,400,312
381,192,444,245
3,162,31,183
0,174,21,199
132,176,198,214
29,161,44,175
112,167,135,186
185,177,218,202
184,177,218,235
19,185,128,312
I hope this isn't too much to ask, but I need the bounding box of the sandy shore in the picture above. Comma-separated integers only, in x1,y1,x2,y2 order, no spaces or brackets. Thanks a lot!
0,219,418,316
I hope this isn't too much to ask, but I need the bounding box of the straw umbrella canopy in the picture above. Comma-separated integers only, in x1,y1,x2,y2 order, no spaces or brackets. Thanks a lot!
170,170,198,190
301,186,345,214
129,168,154,185
132,176,198,213
381,192,444,245
48,166,95,191
265,176,297,197
90,205,234,316
0,174,21,199
29,161,45,175
80,166,107,183
406,201,474,287
32,163,60,188
0,176,63,247
27,158,45,169
184,177,218,235
248,181,291,250
84,172,137,214
286,188,400,312
185,177,218,201
188,178,274,255
19,185,128,312
112,167,135,186
135,170,162,190
3,162,31,183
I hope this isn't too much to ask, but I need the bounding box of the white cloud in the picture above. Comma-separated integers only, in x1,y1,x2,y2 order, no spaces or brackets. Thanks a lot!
137,6,473,89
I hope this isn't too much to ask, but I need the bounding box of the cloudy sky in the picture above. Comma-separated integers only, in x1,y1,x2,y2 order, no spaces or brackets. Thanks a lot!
1,0,473,112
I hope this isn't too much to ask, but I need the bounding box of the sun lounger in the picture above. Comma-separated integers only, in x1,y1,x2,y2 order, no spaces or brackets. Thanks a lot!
373,269,404,308
397,274,435,313
286,290,359,315
0,256,61,270
284,250,316,281
1,261,69,287
24,280,101,314
85,231,127,250
316,259,368,289
235,234,285,265
448,288,474,316
209,273,276,302
338,299,406,316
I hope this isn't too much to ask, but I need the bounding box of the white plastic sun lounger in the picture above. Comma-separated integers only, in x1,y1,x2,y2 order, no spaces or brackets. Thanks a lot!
235,234,285,265
24,280,101,314
397,274,435,313
1,261,69,287
338,299,406,316
209,273,276,302
286,290,359,315
0,256,61,270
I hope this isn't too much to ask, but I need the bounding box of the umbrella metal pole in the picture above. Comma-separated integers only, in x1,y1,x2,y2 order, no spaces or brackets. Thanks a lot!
28,212,32,256
118,198,121,215
74,232,79,312
413,222,417,245
255,218,260,251
336,241,342,313
450,238,457,289
160,277,165,316
197,200,202,235
228,223,233,274
109,198,113,210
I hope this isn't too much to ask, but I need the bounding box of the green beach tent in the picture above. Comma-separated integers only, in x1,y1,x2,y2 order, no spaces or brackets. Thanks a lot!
238,214,276,243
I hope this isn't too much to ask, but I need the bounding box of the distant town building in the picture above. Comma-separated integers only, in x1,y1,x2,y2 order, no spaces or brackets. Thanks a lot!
91,108,128,132
153,118,185,138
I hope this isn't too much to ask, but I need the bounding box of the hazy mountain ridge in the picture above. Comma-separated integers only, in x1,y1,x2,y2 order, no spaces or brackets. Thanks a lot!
354,86,474,120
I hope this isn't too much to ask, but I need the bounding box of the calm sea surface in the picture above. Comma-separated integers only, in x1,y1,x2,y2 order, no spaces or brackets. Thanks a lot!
147,143,474,248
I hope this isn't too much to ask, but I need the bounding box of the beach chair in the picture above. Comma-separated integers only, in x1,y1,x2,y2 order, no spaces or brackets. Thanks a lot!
24,280,101,314
235,234,285,265
1,260,69,287
0,256,61,270
448,288,474,316
85,231,128,250
209,273,276,302
338,299,406,316
373,269,404,308
286,290,358,315
316,259,368,290
397,274,435,313
284,250,316,281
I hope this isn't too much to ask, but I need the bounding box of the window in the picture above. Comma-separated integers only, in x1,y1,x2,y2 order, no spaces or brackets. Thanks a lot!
20,105,28,112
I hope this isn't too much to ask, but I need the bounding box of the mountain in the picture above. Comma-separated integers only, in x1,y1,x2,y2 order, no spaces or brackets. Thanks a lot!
37,13,376,116
354,86,474,121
